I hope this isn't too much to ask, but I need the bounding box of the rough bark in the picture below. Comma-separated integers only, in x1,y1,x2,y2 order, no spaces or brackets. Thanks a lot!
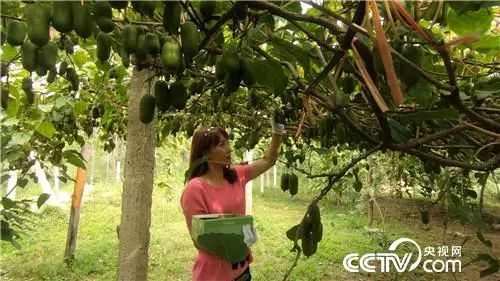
117,68,156,281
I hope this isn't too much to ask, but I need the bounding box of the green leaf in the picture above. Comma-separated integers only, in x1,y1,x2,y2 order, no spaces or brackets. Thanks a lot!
37,193,50,209
247,24,268,46
73,50,87,68
1,197,14,210
388,119,413,143
448,8,494,36
269,34,311,72
408,82,434,108
286,224,301,241
17,178,28,188
35,121,56,139
37,104,53,113
279,0,302,13
253,60,288,95
468,35,500,53
1,45,18,61
72,100,89,117
472,254,499,278
55,96,71,109
63,150,87,169
399,108,460,123
476,231,492,248
6,98,19,117
11,132,32,145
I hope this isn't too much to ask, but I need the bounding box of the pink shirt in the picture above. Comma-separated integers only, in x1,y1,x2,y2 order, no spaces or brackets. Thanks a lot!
180,165,253,281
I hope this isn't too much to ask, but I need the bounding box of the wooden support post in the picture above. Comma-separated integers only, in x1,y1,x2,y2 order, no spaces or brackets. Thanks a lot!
64,145,90,265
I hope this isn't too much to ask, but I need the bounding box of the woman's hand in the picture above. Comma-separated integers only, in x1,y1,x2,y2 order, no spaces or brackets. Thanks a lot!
270,114,285,135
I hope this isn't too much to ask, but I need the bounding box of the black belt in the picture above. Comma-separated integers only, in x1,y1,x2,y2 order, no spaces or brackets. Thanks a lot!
231,255,250,270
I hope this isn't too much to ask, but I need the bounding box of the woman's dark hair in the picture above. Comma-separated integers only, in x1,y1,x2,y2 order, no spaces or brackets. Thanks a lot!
189,127,237,184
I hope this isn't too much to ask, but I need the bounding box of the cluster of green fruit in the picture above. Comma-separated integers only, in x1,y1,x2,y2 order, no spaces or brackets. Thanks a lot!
215,43,256,93
280,173,299,196
139,80,188,125
286,204,323,257
303,114,347,148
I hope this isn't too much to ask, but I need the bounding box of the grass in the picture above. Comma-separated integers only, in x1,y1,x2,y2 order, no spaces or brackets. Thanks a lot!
1,182,499,281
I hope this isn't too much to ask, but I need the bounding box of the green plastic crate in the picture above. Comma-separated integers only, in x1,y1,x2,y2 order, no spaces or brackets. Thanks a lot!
191,214,253,264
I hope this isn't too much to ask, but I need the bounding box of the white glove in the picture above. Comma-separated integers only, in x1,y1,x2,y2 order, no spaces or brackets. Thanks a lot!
270,115,285,135
242,224,258,248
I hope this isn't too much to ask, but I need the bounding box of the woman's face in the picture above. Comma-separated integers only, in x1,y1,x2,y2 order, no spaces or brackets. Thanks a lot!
206,136,232,165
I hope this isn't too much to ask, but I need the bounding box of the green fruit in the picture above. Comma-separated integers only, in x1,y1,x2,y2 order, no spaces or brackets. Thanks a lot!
52,2,73,33
302,234,317,257
161,38,181,72
309,205,321,225
6,21,27,46
135,34,147,61
145,33,161,56
224,75,241,93
402,45,424,65
1,87,9,109
26,4,50,47
58,61,68,75
38,42,58,69
21,40,38,72
154,80,169,112
97,17,115,33
170,81,188,110
301,217,313,237
22,77,32,92
122,25,138,54
22,77,34,105
215,56,226,81
342,76,355,93
240,58,256,87
222,43,240,74
110,1,128,10
93,1,112,19
72,2,95,39
200,1,216,19
280,173,290,191
181,21,200,58
63,36,75,54
288,173,298,196
163,1,181,34
66,67,79,91
47,67,57,84
96,32,112,62
139,94,156,124
311,222,323,243
120,50,130,67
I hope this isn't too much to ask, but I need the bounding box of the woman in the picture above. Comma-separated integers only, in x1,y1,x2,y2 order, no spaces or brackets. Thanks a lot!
180,118,284,281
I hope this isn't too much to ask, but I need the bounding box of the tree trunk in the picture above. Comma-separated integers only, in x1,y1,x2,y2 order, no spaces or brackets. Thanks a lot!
117,68,156,281
64,144,90,265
